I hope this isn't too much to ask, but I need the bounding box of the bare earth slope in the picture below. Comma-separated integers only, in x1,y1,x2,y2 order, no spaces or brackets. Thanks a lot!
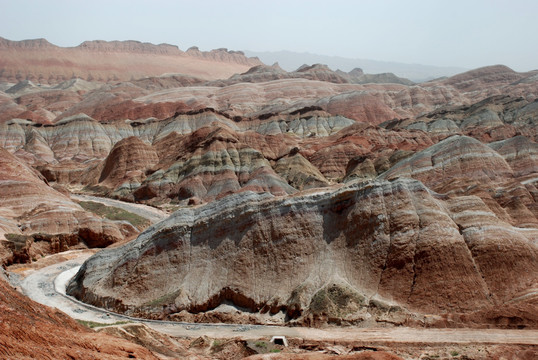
0,269,158,359
67,176,538,328
0,146,131,265
0,39,537,355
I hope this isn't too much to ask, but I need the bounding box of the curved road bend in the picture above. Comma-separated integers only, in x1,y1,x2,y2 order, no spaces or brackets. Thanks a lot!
18,251,538,345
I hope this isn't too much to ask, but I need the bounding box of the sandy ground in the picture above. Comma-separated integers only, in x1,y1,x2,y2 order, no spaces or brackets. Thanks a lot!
13,250,538,347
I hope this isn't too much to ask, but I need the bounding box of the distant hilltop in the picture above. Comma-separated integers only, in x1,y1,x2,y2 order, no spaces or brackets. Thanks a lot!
243,50,468,82
0,37,262,84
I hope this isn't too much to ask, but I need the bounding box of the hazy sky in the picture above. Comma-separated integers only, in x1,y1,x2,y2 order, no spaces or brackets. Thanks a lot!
1,0,536,71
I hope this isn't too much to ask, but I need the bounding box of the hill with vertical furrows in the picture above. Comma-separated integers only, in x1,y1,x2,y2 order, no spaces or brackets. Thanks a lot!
0,45,537,330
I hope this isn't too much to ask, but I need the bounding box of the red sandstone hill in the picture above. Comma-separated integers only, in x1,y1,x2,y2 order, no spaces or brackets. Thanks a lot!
0,37,262,84
0,37,537,337
0,270,158,359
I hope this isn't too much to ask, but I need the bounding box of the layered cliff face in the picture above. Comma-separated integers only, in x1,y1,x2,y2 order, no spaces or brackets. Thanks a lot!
0,111,435,204
1,93,536,205
1,42,537,330
0,146,126,265
2,59,536,126
67,177,538,327
382,136,538,228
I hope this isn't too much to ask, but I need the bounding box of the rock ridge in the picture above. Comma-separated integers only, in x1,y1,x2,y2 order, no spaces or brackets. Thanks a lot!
67,177,538,327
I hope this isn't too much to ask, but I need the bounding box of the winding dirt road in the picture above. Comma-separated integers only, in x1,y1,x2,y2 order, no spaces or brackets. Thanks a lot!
17,250,538,345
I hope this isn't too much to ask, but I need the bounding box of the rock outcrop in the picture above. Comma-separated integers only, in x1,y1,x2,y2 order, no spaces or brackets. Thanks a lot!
98,136,159,199
0,270,158,359
67,177,538,328
2,93,535,205
209,63,414,87
381,135,538,228
1,40,537,333
0,146,125,265
136,126,297,203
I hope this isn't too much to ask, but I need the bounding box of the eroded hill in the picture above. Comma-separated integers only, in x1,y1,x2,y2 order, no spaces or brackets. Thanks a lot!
0,48,537,330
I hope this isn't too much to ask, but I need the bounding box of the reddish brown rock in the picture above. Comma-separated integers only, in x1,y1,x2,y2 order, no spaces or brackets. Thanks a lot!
98,136,159,199
0,271,158,359
382,135,538,227
304,122,433,180
0,146,124,264
135,126,297,203
273,152,330,190
67,177,537,327
441,65,530,92
489,135,538,181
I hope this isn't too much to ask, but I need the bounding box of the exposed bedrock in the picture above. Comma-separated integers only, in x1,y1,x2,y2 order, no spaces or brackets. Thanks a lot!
381,135,538,227
67,177,538,327
0,146,125,265
382,95,538,143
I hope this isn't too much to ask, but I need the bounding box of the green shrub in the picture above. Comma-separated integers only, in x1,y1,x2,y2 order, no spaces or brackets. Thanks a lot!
76,320,130,328
78,201,149,229
211,340,224,352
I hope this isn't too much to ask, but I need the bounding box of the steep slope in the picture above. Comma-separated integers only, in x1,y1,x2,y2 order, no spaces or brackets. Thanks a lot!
2,62,536,129
0,271,158,359
67,177,538,328
136,125,297,203
382,95,538,143
1,93,536,204
0,146,125,265
381,135,538,227
98,136,159,199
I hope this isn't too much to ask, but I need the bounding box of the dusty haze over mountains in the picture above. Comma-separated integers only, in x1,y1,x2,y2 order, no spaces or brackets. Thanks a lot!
0,1,537,359
1,0,537,72
243,50,468,82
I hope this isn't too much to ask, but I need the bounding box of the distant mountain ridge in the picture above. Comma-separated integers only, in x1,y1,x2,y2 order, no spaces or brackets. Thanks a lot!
0,37,262,84
243,50,468,82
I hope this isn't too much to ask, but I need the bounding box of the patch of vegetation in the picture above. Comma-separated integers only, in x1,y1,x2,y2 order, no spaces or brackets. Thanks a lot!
450,350,459,356
211,340,224,352
309,283,366,318
270,349,281,353
142,289,182,307
77,201,149,229
255,341,267,348
4,233,31,250
76,320,130,328
310,288,332,313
